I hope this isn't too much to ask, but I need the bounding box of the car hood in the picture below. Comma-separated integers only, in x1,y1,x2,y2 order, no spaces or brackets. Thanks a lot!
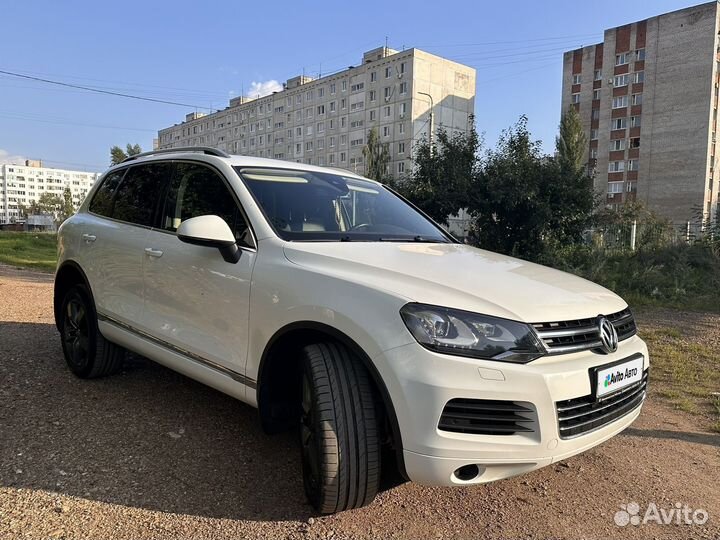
282,242,627,323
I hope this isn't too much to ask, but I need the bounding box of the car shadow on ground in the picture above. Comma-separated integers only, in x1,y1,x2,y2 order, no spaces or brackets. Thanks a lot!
623,427,720,448
0,321,403,521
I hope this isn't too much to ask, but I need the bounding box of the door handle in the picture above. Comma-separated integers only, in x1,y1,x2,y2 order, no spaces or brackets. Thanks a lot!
144,248,164,258
82,234,97,243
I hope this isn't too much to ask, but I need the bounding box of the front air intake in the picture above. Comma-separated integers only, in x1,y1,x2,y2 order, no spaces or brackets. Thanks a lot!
438,399,536,436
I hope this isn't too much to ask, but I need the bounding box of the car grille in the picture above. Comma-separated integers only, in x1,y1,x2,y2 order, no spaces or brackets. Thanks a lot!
532,308,637,355
438,399,536,436
555,369,648,439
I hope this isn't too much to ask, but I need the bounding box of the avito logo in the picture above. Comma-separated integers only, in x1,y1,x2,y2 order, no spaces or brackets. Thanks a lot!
604,366,639,389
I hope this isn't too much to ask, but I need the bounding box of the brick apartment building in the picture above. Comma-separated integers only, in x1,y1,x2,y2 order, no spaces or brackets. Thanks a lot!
562,1,720,225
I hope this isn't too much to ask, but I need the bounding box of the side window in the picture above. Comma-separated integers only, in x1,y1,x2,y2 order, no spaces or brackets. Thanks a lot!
162,162,252,247
112,162,172,226
88,169,126,217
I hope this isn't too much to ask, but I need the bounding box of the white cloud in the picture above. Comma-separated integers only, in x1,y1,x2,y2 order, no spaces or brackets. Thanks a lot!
246,80,283,98
0,149,26,165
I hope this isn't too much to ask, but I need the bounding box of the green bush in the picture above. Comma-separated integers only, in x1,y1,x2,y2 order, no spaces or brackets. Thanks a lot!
543,243,720,312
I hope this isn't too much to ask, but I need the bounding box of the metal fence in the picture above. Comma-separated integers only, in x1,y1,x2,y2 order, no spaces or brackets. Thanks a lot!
587,219,715,253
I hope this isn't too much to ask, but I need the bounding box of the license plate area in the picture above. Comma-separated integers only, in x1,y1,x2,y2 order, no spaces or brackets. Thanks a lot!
591,353,644,401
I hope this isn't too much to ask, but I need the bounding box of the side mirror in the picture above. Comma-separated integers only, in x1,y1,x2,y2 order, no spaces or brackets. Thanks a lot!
177,215,241,264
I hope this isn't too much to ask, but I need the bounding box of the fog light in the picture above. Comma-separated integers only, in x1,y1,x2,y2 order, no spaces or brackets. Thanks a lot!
454,464,480,481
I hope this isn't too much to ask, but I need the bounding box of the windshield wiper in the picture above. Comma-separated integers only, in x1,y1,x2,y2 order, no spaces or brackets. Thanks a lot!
378,236,445,243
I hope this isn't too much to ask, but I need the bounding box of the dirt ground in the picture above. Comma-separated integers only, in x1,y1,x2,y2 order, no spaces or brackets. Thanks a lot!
0,265,718,540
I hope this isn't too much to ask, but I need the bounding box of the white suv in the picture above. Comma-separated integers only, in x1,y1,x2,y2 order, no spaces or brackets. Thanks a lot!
55,148,649,514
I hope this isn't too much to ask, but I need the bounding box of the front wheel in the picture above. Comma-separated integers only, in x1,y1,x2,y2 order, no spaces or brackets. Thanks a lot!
59,284,124,378
300,342,381,514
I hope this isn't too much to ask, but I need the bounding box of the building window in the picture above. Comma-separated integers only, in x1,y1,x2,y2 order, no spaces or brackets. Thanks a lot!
611,139,626,151
351,82,365,92
399,122,404,134
296,94,302,105
593,89,601,100
329,136,335,147
571,93,580,104
342,81,347,91
341,116,347,127
612,95,628,109
572,74,581,85
370,71,377,82
398,161,405,174
306,142,313,151
382,126,390,137
341,98,347,109
635,49,646,61
399,102,407,116
317,122,325,132
400,62,406,74
630,115,641,127
384,86,392,99
630,137,640,148
608,161,625,173
330,83,336,94
318,139,324,150
369,90,376,101
341,134,347,145
399,81,408,94
318,87,324,98
632,93,643,105
628,159,639,171
594,69,602,81
398,142,405,154
317,105,325,115
592,109,600,120
296,127,302,136
613,74,629,87
615,52,630,66
590,148,598,159
340,152,346,162
329,153,336,164
306,125,313,136
384,106,391,117
633,71,645,83
591,129,599,140
608,181,624,193
330,101,336,112
612,117,627,130
385,67,392,78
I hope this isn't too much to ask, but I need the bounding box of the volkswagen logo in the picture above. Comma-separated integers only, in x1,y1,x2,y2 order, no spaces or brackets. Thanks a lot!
597,316,618,354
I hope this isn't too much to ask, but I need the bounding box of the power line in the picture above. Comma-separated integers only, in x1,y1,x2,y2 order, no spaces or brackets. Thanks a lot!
0,69,214,111
0,111,156,132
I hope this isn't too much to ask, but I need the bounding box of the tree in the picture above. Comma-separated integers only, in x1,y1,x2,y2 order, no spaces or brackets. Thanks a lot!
34,192,64,217
467,114,596,260
556,105,587,174
362,128,390,181
468,116,550,259
396,117,481,225
110,143,142,165
61,186,75,221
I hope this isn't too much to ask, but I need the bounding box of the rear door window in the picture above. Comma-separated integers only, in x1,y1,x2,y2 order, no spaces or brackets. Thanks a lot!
112,162,173,226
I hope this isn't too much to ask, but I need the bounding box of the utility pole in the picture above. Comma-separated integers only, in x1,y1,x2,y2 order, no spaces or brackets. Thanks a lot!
418,91,434,152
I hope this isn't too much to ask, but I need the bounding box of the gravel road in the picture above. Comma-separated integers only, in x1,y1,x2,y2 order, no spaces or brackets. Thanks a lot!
0,265,718,540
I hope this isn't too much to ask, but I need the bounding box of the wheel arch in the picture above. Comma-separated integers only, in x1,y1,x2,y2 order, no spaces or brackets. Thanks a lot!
54,260,93,331
257,320,408,479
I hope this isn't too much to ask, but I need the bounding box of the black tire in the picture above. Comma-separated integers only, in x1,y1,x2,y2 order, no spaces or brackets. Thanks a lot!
58,284,124,379
300,342,381,514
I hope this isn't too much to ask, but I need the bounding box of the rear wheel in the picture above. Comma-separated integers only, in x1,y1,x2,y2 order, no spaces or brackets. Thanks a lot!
300,342,380,513
59,284,124,378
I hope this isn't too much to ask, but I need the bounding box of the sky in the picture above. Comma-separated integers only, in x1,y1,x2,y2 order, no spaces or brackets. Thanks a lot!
0,0,703,172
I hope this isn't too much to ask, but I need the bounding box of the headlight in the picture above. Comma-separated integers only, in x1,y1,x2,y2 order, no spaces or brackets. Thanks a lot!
399,303,546,363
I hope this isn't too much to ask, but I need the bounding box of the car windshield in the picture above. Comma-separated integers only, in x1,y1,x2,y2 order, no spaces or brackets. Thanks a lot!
234,167,451,243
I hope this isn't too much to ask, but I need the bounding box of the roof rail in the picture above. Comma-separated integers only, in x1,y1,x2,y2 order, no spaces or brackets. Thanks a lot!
120,146,231,163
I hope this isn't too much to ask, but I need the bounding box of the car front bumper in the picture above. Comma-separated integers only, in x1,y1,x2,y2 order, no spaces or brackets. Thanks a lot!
375,335,649,486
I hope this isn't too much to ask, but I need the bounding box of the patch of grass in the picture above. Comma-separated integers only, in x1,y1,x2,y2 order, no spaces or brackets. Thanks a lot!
543,243,720,313
641,326,720,430
0,231,57,271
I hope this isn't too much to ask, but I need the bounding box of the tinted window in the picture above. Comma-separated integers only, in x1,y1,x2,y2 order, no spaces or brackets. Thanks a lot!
161,163,252,246
112,163,172,226
88,169,125,217
235,167,448,243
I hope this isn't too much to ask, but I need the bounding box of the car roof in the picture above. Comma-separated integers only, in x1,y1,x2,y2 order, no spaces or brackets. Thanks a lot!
107,147,378,185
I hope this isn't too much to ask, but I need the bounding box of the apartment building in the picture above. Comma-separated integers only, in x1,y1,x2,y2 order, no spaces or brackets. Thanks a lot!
561,1,720,224
157,46,476,178
0,160,98,224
